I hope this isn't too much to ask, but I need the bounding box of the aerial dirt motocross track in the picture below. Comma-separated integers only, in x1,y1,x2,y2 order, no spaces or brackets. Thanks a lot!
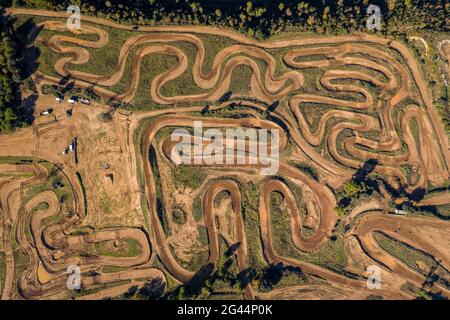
0,9,449,299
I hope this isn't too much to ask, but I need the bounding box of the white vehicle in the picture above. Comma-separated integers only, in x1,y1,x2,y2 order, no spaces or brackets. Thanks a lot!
80,98,91,105
394,209,407,215
62,147,69,155
68,96,78,104
56,96,64,102
69,138,77,152
40,108,53,116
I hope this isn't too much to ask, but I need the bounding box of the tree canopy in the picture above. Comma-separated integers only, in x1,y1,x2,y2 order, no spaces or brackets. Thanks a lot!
0,11,23,132
0,1,447,40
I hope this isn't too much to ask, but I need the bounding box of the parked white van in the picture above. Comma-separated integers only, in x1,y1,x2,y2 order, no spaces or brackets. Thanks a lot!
68,96,78,104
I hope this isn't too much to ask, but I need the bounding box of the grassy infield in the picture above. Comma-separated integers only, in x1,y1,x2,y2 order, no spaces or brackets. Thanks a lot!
8,15,450,297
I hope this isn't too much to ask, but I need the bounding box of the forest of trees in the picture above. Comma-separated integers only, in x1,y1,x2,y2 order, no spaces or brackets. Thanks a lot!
0,10,23,132
0,1,448,39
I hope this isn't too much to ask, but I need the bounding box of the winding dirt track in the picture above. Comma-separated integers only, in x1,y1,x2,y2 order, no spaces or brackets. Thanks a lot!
352,213,450,296
0,126,160,300
14,9,449,189
22,175,159,299
1,8,449,299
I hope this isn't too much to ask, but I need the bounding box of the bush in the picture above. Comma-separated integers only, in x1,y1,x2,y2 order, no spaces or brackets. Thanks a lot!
98,111,112,122
342,181,367,198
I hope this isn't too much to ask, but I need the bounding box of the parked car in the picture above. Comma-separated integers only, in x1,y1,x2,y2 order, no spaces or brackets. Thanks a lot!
69,138,77,152
62,147,69,155
80,98,91,105
40,108,53,116
56,96,64,103
68,96,78,104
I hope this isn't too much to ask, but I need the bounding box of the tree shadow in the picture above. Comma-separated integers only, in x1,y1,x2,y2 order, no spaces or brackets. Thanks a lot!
18,93,36,125
218,91,233,103
61,82,75,94
338,197,351,208
225,242,241,257
139,277,167,300
408,187,426,202
201,104,210,114
393,183,426,202
237,267,257,289
352,158,378,183
59,76,71,86
14,17,43,79
267,100,279,113
182,263,215,296
427,291,448,300
258,262,304,292
124,285,139,299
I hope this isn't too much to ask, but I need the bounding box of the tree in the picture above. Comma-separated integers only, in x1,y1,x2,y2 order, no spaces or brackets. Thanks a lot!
0,11,24,132
342,181,367,198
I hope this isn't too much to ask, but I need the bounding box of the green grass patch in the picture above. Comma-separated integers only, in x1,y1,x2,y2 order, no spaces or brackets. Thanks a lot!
374,231,436,276
76,171,88,216
0,156,33,164
99,192,114,215
92,238,141,258
0,252,6,292
192,194,203,222
173,165,206,190
172,207,187,225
